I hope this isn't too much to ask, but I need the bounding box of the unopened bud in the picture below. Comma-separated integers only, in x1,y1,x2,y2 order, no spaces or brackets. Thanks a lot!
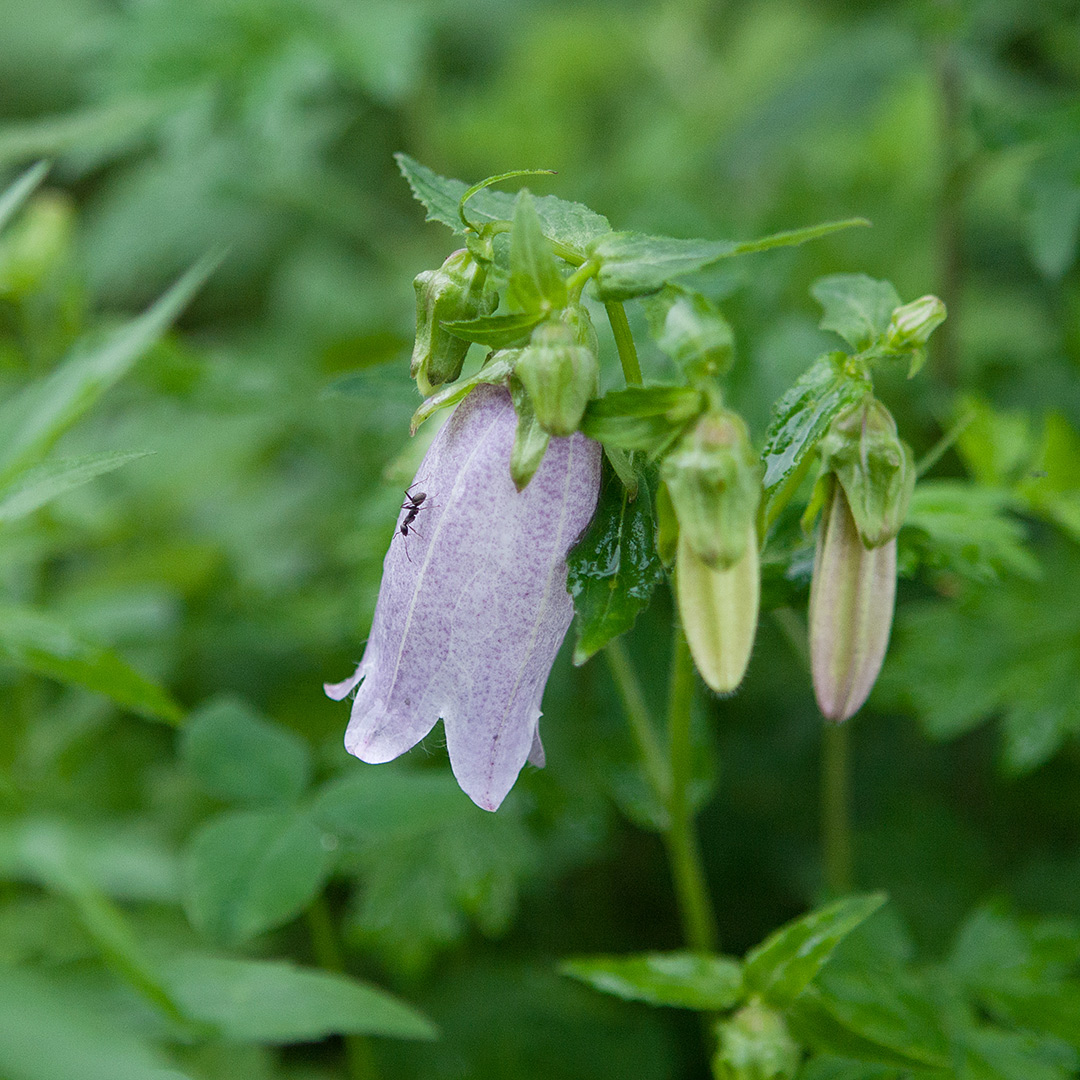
514,307,600,436
712,999,800,1080
676,521,759,694
412,249,497,397
884,295,946,351
818,397,914,547
809,481,896,722
661,408,761,569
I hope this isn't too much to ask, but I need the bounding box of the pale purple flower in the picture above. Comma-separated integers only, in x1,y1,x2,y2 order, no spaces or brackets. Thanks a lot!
326,384,601,811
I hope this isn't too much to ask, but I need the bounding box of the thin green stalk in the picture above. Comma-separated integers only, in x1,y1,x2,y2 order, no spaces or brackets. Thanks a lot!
604,638,668,802
822,722,853,895
605,301,643,386
307,896,380,1080
664,629,717,952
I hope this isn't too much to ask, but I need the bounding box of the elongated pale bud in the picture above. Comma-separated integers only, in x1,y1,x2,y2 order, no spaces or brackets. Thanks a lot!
712,999,800,1080
411,249,497,397
809,481,896,722
514,306,599,436
817,396,914,548
676,521,759,693
661,408,761,569
884,294,946,350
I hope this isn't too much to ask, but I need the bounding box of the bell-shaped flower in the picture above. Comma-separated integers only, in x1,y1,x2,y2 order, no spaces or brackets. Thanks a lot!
325,384,601,810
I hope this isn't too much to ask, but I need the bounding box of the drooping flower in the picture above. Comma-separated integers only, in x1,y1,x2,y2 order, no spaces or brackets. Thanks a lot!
326,384,601,811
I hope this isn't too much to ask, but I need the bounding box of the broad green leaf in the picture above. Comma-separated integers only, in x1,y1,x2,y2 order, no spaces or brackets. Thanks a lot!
591,219,867,302
182,807,333,946
181,697,311,808
508,190,567,313
760,352,871,524
810,274,901,351
580,385,703,455
900,482,1038,583
0,161,49,234
560,951,742,1010
410,353,516,433
0,966,191,1080
162,954,437,1042
0,450,151,526
566,461,665,664
642,284,734,381
509,376,550,490
959,1027,1077,1080
0,603,183,724
743,893,887,1008
0,254,218,482
395,154,611,255
442,311,545,348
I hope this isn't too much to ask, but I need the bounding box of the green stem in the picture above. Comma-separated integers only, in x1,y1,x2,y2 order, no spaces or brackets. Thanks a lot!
822,722,853,895
604,639,668,802
605,301,643,386
307,897,380,1080
664,630,717,952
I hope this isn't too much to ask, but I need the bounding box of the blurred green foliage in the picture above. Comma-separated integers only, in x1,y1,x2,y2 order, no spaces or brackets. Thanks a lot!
0,0,1079,1077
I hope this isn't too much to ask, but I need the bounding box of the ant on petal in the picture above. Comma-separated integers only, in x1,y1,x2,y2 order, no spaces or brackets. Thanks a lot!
398,483,431,561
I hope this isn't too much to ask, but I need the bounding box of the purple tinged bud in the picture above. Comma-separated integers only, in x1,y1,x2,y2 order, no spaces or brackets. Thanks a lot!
809,481,896,722
326,385,601,811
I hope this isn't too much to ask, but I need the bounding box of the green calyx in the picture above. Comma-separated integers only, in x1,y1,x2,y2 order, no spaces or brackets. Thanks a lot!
661,408,762,570
712,999,801,1080
816,396,914,548
411,249,497,397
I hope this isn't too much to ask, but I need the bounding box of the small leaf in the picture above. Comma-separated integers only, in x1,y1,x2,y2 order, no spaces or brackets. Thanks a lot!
760,352,871,525
410,353,516,433
162,953,437,1043
580,385,704,455
810,274,901,351
560,951,743,1011
509,377,551,490
181,696,312,808
0,603,183,724
442,311,545,348
567,460,665,664
591,219,867,301
182,808,333,946
0,451,151,526
508,190,568,313
743,893,887,1008
642,284,734,381
0,161,49,234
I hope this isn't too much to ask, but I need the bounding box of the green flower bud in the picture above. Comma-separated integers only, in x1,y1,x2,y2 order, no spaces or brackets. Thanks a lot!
514,306,600,437
818,396,914,548
676,521,759,694
712,1000,801,1080
809,479,896,722
661,408,762,569
412,249,497,397
884,294,947,350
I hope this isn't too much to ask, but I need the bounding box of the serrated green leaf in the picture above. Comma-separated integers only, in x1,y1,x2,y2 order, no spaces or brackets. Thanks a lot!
566,460,664,664
580,385,704,454
0,450,151,526
182,808,333,946
395,153,610,255
591,219,867,301
811,274,901,351
642,284,734,381
0,255,218,483
560,951,743,1011
761,352,871,525
181,697,312,808
508,190,567,313
744,893,887,1008
442,311,545,348
162,954,437,1043
0,603,183,724
0,161,49,234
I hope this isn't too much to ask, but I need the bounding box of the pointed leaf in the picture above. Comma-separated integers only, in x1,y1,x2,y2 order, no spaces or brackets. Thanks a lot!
509,377,551,490
580,385,704,455
567,460,664,663
443,311,545,348
0,603,182,723
811,274,901,351
410,352,516,433
560,951,743,1011
508,190,567,313
0,161,49,234
162,953,437,1042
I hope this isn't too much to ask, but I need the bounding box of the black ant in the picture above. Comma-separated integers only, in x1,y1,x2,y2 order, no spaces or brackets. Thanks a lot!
397,484,430,559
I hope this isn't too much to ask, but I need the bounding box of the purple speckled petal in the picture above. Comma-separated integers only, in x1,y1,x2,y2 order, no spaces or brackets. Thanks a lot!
331,384,600,810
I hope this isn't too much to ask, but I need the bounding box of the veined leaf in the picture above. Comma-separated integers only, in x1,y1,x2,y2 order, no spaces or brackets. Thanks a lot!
508,190,567,313
811,274,901,351
580,385,703,455
442,311,545,349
